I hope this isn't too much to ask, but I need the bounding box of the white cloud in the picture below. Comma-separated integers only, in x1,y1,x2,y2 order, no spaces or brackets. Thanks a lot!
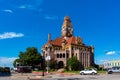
0,57,17,67
18,5,27,9
0,32,24,39
106,51,116,55
18,5,42,12
2,9,13,13
18,5,33,9
44,15,58,20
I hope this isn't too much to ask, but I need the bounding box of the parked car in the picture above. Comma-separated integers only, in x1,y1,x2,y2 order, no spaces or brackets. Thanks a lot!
107,67,120,74
80,68,97,75
0,67,11,76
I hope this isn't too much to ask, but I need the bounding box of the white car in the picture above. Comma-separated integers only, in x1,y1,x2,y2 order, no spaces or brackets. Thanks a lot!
80,68,97,75
107,67,120,74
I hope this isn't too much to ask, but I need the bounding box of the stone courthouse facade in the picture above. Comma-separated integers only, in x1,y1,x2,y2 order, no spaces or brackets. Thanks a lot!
42,16,94,68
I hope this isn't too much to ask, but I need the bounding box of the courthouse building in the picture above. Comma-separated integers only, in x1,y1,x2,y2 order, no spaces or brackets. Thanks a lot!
42,16,94,68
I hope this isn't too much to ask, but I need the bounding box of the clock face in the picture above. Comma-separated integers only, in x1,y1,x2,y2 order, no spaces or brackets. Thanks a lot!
68,27,71,31
62,26,73,37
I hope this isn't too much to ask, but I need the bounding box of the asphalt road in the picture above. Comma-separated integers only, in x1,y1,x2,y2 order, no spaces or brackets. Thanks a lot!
0,73,120,80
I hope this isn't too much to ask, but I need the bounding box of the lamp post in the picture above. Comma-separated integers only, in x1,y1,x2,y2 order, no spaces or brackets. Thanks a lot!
21,56,25,75
46,44,51,74
41,49,45,76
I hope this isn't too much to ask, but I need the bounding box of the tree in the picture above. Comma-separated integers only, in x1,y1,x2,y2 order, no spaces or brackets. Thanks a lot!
67,56,82,71
13,47,42,68
13,58,21,67
49,59,57,70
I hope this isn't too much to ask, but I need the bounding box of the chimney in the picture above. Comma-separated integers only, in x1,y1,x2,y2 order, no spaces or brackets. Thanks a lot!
48,33,51,41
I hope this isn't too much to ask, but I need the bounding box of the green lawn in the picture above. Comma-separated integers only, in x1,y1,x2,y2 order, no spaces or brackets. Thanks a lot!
33,70,107,75
98,70,107,74
64,70,80,74
64,70,107,75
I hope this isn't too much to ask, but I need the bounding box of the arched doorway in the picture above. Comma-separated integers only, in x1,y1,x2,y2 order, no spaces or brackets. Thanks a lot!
58,61,64,69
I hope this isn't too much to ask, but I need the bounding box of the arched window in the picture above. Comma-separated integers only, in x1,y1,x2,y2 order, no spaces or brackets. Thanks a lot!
60,54,62,58
63,54,65,58
57,54,59,58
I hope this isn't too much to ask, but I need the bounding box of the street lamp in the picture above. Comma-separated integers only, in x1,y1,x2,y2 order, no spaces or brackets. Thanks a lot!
41,49,45,76
46,44,51,73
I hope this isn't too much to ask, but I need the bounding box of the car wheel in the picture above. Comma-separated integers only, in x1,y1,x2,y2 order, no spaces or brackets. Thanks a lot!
92,72,95,75
81,72,84,75
108,71,112,74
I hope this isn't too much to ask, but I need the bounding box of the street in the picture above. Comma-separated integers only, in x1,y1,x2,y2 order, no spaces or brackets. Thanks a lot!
0,73,120,80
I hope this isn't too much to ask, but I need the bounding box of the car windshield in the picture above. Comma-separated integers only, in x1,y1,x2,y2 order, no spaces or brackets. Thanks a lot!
84,69,93,71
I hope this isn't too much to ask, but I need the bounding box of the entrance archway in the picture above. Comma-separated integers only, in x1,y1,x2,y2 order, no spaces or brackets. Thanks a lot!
58,61,64,69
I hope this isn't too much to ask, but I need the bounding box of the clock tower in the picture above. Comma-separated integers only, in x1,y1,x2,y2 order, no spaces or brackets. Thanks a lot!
61,16,73,39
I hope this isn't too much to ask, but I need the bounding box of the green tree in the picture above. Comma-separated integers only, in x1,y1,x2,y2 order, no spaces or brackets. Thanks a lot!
49,59,57,70
13,47,42,67
13,58,21,67
67,56,82,71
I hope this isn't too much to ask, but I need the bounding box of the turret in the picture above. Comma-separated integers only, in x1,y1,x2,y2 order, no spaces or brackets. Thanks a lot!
48,33,51,41
61,16,73,39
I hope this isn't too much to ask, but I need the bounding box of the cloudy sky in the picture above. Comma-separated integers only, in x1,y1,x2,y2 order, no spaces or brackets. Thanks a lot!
0,0,120,67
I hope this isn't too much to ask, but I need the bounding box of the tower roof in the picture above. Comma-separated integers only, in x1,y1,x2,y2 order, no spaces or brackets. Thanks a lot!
62,16,73,38
64,16,71,22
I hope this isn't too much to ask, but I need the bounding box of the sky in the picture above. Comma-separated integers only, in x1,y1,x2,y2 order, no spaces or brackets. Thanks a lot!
0,0,120,68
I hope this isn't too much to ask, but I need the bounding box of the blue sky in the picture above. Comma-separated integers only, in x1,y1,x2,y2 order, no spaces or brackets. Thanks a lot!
0,0,120,67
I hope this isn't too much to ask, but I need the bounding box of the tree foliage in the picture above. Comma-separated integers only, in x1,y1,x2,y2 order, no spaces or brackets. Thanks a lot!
49,59,57,70
13,47,42,67
13,58,21,67
67,56,82,71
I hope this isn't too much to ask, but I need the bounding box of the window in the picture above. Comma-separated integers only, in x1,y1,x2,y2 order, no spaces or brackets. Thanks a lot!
63,54,65,58
72,47,74,50
50,47,52,51
67,53,69,58
60,54,62,58
118,62,120,66
80,47,82,50
57,54,59,58
56,47,58,50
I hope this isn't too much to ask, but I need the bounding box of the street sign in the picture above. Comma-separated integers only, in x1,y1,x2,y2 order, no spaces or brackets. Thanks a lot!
45,56,51,60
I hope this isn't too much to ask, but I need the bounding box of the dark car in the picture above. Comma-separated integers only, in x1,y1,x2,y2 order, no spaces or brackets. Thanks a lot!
0,67,11,76
107,67,120,74
17,66,32,73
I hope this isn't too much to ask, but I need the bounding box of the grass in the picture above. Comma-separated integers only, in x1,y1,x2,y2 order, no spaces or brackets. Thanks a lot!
64,70,80,74
32,70,107,75
98,70,107,74
64,70,107,75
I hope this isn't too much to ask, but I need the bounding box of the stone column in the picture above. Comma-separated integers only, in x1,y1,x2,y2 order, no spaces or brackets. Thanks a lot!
88,53,90,66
